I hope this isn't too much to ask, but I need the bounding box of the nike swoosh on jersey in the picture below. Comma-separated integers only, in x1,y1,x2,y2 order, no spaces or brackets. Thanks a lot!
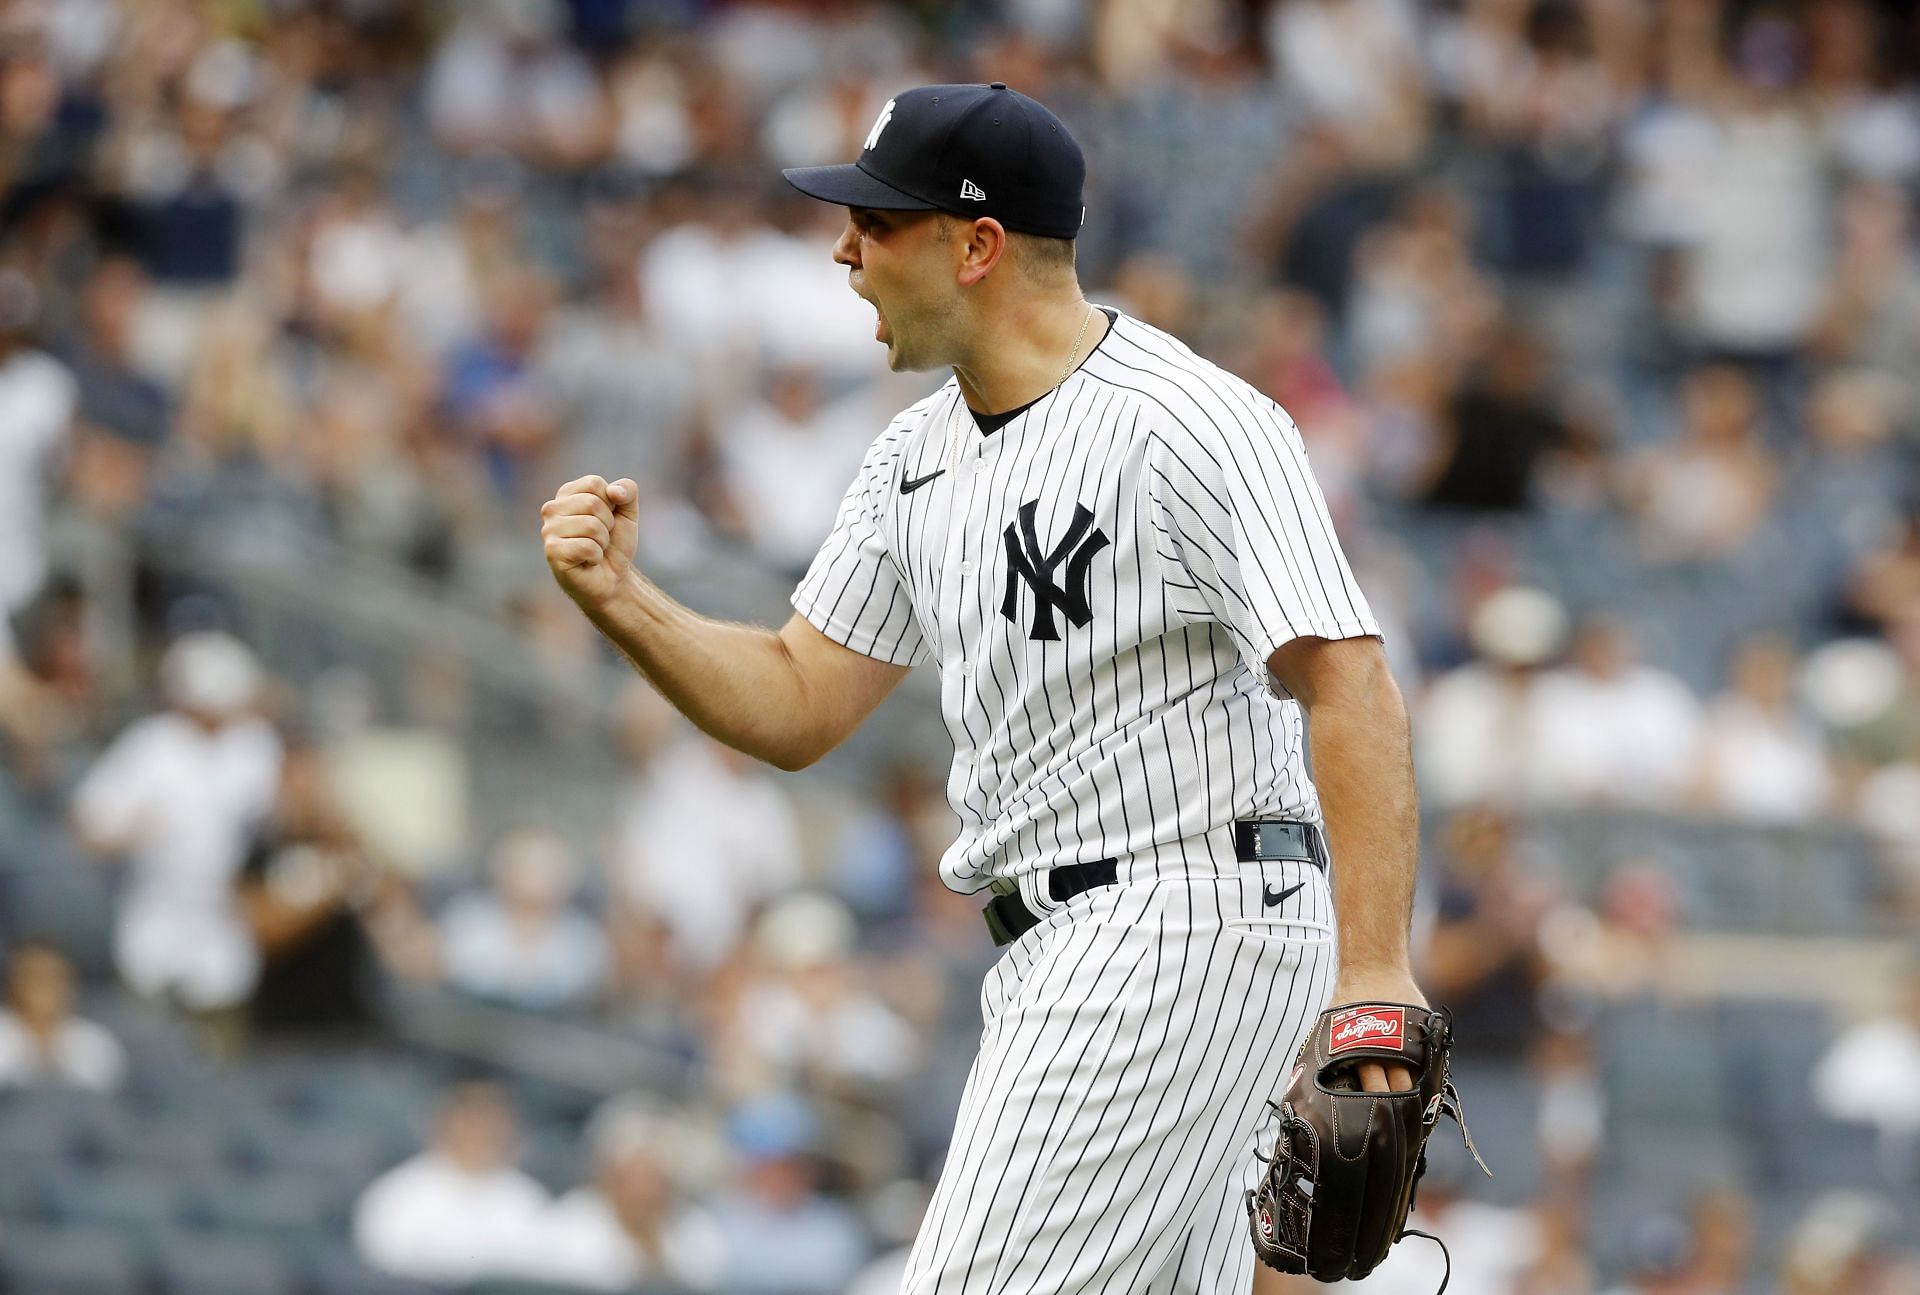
900,468,946,494
1262,881,1305,908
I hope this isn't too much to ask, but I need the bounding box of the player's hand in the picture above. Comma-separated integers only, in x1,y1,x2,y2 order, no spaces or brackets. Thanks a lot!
1327,968,1428,1094
542,475,640,611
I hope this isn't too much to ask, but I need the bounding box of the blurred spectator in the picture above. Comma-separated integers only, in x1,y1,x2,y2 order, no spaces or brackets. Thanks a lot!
0,940,125,1091
70,631,281,1011
438,827,608,1013
1844,509,1920,637
710,1092,869,1295
1779,1191,1911,1295
235,741,435,1039
1416,585,1567,809
532,1094,725,1291
1664,8,1830,361
1601,1188,1753,1295
614,726,804,972
1810,179,1920,429
1419,321,1565,513
1546,861,1687,1005
58,256,167,517
1693,635,1833,823
1812,952,1920,1138
1419,807,1555,1060
423,0,607,169
712,365,877,575
442,265,562,504
0,268,76,619
1623,365,1778,564
352,1079,550,1284
1528,618,1701,810
831,760,943,926
717,893,920,1103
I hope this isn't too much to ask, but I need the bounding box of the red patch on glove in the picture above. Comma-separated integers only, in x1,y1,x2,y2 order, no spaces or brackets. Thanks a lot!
1329,1006,1405,1054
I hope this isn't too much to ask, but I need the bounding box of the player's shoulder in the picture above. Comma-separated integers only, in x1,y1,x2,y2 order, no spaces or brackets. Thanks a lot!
850,379,960,481
1086,312,1297,457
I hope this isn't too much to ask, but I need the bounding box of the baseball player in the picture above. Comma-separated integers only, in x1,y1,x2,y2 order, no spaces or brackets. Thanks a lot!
542,83,1424,1295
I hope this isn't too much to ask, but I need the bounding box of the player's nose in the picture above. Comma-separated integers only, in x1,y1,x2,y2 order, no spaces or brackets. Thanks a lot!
832,219,860,269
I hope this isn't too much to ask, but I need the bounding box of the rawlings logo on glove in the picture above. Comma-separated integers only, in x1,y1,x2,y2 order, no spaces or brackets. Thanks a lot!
1246,1002,1488,1292
1329,1006,1405,1052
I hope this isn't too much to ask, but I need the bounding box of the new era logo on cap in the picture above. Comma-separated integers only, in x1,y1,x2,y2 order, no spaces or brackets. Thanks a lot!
960,179,986,201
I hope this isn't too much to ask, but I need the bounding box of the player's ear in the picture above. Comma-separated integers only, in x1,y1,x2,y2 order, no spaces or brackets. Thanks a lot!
955,217,1008,287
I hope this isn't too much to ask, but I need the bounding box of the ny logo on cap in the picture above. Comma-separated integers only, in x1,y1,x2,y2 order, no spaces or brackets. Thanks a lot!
960,179,986,201
864,100,895,152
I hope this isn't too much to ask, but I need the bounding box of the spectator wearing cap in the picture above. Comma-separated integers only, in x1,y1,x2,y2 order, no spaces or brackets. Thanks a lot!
528,1094,725,1291
352,1080,551,1284
0,940,126,1092
70,631,282,1011
0,267,77,621
716,892,920,1103
1415,585,1567,809
709,1092,869,1295
437,827,608,1012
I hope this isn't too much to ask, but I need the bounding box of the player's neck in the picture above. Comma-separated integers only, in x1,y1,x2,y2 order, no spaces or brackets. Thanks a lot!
951,293,1108,416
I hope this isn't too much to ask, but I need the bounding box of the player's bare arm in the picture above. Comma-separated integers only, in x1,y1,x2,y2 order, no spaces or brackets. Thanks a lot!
542,474,909,770
1268,632,1423,1094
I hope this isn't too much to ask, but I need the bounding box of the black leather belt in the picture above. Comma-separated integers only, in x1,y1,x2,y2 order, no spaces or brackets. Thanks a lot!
983,820,1327,947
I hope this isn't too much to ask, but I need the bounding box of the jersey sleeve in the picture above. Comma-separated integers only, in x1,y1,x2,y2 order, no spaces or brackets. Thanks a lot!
791,429,929,666
1145,398,1379,681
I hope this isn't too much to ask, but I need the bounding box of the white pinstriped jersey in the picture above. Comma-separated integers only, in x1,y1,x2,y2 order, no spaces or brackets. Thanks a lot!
792,309,1379,894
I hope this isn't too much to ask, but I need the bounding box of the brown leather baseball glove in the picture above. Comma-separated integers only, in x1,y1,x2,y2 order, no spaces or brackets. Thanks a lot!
1246,1002,1489,1288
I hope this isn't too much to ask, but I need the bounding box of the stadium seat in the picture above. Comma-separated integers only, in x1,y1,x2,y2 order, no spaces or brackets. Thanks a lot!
44,1165,192,1237
0,1222,144,1295
305,1243,447,1295
0,863,117,978
190,1173,340,1244
151,1230,297,1295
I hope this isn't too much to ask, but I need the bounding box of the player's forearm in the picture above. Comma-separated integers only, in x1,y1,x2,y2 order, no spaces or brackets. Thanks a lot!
577,571,829,771
1305,655,1420,982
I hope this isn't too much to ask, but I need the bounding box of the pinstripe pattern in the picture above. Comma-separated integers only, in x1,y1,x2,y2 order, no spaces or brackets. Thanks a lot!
791,309,1379,900
903,839,1334,1294
790,307,1375,1293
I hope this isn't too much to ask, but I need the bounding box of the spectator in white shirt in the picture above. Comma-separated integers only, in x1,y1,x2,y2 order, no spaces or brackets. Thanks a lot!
70,632,282,1010
438,828,607,1012
717,892,921,1102
1813,954,1920,1138
1528,618,1702,809
529,1094,725,1291
353,1080,550,1284
614,716,805,972
1694,635,1833,822
0,941,126,1092
1416,585,1567,809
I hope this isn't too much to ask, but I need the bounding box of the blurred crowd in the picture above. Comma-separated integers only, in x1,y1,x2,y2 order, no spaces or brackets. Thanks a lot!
6,0,1920,1290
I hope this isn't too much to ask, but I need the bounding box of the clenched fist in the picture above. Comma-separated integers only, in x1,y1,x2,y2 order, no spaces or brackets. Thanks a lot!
542,475,640,609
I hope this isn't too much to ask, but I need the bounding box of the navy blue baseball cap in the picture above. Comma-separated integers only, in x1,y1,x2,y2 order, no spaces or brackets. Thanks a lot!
782,83,1086,241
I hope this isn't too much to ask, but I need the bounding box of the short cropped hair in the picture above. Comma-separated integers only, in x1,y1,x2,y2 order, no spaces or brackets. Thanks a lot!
935,214,1077,285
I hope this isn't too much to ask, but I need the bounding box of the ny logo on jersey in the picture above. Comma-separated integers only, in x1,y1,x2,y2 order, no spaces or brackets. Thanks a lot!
1001,500,1109,642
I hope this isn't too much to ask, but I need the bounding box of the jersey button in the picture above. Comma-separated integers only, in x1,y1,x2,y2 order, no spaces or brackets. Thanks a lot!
959,560,975,576
960,660,974,675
